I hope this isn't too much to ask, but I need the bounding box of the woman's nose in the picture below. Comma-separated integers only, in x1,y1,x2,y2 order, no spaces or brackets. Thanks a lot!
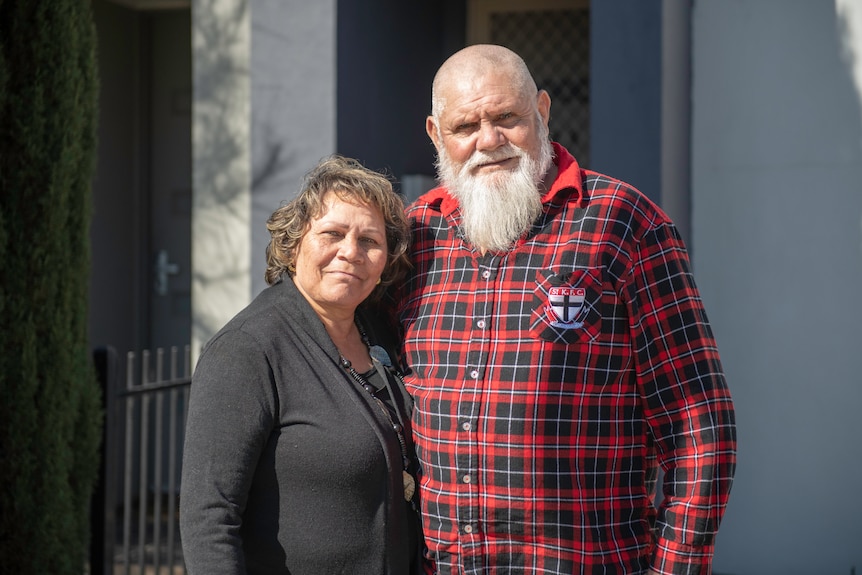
338,237,363,261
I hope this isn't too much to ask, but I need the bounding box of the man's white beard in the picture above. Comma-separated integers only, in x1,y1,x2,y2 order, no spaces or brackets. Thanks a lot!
436,136,553,253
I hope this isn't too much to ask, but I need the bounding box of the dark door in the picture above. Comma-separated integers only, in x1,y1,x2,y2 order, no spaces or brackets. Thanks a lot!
89,3,192,356
146,10,192,351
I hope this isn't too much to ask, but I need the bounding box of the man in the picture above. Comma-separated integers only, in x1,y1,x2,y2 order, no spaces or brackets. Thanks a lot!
396,44,736,575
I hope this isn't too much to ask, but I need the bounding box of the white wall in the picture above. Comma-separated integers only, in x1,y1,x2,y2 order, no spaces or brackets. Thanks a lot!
192,0,251,359
190,0,337,353
692,1,862,573
250,0,337,297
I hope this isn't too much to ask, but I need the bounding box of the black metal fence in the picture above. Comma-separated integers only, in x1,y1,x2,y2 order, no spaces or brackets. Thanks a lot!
92,345,191,575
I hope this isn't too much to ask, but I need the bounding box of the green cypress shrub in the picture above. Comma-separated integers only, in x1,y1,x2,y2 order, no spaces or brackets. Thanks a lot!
0,1,103,572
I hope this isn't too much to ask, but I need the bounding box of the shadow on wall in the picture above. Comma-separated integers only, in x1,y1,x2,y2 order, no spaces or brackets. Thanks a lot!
694,1,862,574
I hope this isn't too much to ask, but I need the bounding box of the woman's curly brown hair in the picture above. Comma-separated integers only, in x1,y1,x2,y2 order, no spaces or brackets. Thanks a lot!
264,155,411,302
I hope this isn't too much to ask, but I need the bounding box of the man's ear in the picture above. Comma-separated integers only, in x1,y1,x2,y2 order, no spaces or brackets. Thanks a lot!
426,116,441,151
537,90,551,127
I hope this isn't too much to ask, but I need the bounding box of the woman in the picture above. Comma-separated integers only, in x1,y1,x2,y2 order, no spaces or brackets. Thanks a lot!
180,155,421,574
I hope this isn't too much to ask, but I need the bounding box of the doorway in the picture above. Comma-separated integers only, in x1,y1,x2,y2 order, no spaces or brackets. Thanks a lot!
90,1,192,357
146,9,192,351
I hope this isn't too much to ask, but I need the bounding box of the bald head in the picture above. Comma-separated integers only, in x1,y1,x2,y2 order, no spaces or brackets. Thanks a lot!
425,45,555,253
431,44,538,119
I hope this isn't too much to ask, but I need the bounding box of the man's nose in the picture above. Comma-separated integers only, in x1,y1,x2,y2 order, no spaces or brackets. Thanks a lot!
476,121,505,151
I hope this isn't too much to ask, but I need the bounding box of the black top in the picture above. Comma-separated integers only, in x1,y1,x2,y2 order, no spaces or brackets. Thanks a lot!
180,277,423,574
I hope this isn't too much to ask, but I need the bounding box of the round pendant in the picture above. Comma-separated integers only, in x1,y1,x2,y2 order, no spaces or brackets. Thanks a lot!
402,470,415,502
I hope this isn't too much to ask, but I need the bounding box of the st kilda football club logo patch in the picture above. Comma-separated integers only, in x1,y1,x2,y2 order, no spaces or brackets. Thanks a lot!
545,286,586,329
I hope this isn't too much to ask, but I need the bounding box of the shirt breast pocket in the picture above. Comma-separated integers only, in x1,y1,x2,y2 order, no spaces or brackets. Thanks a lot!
528,268,603,344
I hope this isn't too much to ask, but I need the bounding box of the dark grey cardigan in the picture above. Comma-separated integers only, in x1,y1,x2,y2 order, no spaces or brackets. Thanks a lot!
180,277,421,574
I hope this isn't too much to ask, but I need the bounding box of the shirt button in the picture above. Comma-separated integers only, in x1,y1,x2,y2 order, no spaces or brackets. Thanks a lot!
470,370,479,379
463,524,474,534
461,421,472,431
462,474,472,484
476,319,486,329
481,270,491,279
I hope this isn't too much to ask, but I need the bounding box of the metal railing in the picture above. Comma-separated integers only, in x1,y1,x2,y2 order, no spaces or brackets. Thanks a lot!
94,345,191,575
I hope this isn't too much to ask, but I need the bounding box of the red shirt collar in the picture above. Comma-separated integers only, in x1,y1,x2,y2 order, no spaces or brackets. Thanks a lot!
542,142,584,205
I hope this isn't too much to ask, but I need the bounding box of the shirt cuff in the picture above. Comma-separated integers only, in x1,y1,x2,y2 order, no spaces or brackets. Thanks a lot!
652,537,715,575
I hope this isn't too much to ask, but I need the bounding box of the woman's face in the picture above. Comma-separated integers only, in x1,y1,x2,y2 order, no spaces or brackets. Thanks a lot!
293,191,388,318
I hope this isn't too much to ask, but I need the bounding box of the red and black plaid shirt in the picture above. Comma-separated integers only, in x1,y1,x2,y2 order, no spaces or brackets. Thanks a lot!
398,144,736,575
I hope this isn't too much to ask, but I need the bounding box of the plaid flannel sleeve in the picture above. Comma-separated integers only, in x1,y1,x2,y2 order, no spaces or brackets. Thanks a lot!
626,219,737,575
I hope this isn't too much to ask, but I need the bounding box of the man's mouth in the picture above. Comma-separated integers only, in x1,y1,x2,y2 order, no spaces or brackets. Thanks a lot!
474,156,517,172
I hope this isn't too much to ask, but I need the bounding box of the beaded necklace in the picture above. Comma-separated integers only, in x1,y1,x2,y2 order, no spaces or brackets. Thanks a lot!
339,322,416,503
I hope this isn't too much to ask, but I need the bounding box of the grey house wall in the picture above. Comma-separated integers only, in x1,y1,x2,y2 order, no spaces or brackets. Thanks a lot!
595,1,862,570
590,0,692,246
693,2,862,573
249,0,337,297
590,1,662,205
